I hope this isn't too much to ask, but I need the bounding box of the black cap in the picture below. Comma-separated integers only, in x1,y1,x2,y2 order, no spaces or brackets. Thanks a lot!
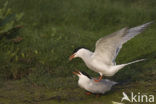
81,71,91,79
72,47,86,54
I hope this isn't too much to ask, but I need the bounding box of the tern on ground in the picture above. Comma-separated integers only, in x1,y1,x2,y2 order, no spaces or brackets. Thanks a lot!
73,71,117,94
69,22,152,82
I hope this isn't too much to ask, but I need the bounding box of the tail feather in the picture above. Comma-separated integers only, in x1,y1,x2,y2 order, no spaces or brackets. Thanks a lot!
115,59,145,74
105,79,118,85
112,81,118,86
126,59,145,65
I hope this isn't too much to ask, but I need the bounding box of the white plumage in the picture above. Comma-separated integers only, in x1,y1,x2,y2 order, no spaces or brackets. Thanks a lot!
70,22,152,81
73,71,117,94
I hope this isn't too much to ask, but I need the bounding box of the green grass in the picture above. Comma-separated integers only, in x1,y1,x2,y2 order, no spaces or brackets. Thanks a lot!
0,0,156,103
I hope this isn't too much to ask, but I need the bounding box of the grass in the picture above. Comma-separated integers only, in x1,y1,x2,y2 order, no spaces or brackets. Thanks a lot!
0,80,156,104
0,0,156,103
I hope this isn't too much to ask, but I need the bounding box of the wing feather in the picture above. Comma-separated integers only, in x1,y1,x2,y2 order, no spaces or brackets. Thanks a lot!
93,22,152,65
93,27,128,65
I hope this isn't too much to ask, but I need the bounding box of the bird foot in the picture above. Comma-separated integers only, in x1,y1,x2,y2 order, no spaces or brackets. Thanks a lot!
85,92,91,95
96,94,100,98
94,76,102,82
94,79,101,82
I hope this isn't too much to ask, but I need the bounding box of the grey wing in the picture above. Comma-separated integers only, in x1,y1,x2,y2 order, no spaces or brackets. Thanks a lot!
89,79,117,93
93,27,128,65
122,21,153,44
93,22,152,65
100,79,118,85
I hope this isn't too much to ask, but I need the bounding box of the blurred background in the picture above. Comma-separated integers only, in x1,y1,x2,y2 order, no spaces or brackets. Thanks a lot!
0,0,156,104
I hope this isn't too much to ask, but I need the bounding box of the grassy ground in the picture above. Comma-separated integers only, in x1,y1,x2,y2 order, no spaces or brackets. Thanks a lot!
0,80,156,104
0,0,156,104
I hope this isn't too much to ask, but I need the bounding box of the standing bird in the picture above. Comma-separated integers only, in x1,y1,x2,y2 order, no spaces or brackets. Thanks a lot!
73,71,117,94
69,22,152,82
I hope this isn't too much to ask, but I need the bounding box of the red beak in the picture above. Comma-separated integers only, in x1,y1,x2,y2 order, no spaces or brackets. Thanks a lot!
69,54,75,61
72,70,80,75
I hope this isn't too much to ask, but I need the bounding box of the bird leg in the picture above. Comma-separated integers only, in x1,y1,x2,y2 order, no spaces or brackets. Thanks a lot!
96,94,100,98
85,92,91,95
94,75,102,82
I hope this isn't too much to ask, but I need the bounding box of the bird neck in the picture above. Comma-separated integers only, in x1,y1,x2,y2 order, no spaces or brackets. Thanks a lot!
78,77,90,88
78,49,93,64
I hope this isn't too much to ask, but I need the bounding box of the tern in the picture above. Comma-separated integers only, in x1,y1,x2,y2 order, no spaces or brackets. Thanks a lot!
73,71,117,94
69,22,152,82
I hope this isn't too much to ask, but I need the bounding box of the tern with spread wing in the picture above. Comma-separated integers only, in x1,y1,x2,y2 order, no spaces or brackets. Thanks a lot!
73,71,117,94
69,22,152,82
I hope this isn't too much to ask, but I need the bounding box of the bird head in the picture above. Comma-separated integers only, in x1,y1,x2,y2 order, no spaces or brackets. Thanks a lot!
69,47,87,61
72,70,91,80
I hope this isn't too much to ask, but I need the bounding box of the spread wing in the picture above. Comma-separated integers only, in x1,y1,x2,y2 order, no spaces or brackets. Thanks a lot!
93,22,152,65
